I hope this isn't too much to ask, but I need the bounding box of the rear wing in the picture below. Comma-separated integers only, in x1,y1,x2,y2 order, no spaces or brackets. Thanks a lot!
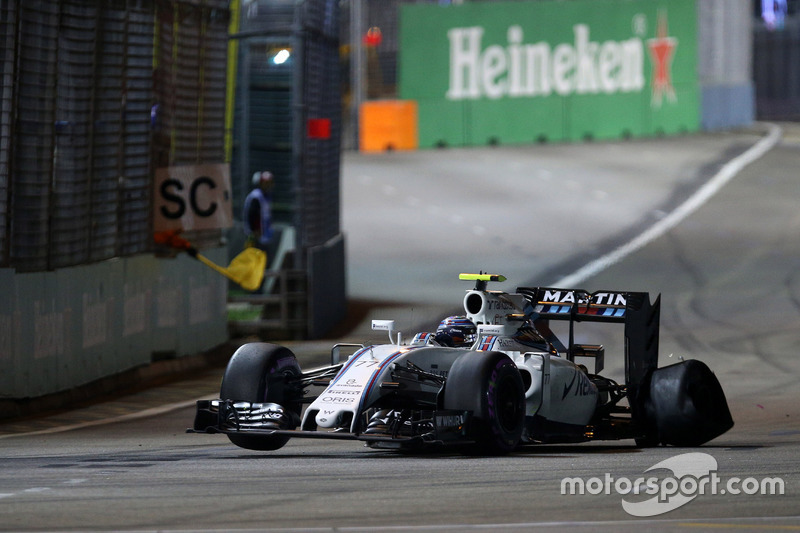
517,287,661,389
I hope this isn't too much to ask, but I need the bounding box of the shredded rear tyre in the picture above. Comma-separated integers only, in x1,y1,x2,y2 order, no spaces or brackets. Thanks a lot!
641,359,733,446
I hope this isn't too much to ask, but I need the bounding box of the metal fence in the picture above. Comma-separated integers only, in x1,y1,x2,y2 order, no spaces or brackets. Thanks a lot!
298,0,341,252
0,0,230,272
754,16,800,120
229,0,344,338
232,0,297,233
231,0,341,257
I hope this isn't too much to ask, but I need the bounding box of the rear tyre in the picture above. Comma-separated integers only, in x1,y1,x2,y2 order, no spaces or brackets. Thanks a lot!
639,359,733,446
220,343,302,451
443,351,525,455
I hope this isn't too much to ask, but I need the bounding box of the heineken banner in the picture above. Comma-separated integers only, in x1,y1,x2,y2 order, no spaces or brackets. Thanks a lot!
399,0,699,148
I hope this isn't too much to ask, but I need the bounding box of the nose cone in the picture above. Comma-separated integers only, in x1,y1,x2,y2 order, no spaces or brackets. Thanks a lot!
316,409,343,428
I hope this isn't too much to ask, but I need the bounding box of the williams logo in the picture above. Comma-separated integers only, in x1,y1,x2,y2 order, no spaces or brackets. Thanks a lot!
446,10,678,109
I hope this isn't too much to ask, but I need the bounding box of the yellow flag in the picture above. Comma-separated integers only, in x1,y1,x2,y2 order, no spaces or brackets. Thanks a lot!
196,248,267,291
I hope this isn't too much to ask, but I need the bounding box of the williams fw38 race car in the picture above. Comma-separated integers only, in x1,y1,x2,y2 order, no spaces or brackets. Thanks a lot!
190,274,734,454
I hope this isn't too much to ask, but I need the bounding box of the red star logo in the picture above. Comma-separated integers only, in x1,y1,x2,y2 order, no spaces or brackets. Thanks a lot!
647,10,678,108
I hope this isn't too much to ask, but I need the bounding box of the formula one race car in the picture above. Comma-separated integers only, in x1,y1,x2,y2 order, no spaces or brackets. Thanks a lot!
190,274,733,454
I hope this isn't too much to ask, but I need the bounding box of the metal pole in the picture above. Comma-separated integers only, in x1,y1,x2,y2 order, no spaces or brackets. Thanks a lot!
350,0,365,150
292,3,306,268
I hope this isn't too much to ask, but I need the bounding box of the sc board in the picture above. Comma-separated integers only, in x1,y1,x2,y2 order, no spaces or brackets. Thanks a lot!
153,164,233,232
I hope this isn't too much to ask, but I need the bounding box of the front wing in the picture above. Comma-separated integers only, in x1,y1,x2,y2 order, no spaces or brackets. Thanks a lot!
188,399,475,449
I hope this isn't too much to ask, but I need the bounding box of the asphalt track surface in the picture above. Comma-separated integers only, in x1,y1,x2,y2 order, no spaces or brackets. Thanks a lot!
2,123,800,532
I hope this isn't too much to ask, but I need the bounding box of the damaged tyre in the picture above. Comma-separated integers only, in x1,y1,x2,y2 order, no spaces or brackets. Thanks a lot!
639,359,733,446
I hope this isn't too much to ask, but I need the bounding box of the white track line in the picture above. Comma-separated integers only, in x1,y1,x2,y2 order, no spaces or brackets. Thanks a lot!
0,397,205,440
62,515,800,532
554,123,782,288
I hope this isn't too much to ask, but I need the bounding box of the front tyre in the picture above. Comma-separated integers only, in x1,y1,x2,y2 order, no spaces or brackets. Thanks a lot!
220,343,302,451
443,351,525,455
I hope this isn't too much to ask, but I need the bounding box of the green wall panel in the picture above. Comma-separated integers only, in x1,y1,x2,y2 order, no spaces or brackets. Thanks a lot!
400,0,699,148
649,83,701,135
469,95,567,145
566,92,648,141
416,99,469,147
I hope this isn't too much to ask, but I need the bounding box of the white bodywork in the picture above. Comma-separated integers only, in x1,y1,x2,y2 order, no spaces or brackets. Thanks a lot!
304,344,419,432
474,322,598,429
467,289,599,429
305,289,599,436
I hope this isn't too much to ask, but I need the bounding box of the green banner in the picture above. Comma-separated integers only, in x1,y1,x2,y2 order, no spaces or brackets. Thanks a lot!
399,0,698,147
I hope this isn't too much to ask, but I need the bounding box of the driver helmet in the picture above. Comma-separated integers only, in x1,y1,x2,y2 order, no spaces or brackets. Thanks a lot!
435,316,477,348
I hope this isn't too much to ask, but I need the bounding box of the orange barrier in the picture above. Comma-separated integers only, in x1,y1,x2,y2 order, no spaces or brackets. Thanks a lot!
359,100,418,152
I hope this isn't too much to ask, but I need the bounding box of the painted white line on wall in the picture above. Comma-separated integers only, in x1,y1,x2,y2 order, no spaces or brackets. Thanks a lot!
554,123,782,288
